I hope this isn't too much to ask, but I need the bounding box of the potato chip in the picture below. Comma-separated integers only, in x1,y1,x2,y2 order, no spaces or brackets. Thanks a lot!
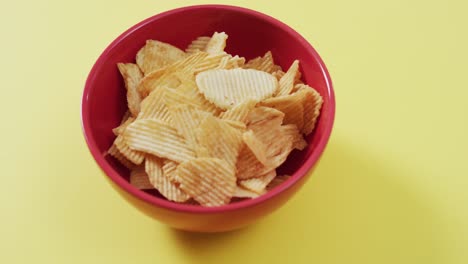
112,116,134,136
223,120,247,131
185,36,211,54
130,165,153,189
136,40,186,75
205,32,228,55
137,87,172,123
162,159,179,182
246,106,285,130
193,52,229,74
267,175,291,190
117,63,143,116
196,68,278,109
107,144,135,169
138,52,209,97
239,170,276,194
195,115,243,168
114,134,145,165
244,51,276,73
233,186,261,198
177,158,236,207
146,155,190,202
235,143,273,180
276,60,300,96
123,118,196,163
175,78,221,115
260,91,305,131
168,104,210,149
272,69,285,81
296,84,324,135
242,130,269,166
220,98,257,123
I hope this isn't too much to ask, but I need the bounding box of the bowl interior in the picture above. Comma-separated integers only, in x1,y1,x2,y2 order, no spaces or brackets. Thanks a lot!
83,5,333,206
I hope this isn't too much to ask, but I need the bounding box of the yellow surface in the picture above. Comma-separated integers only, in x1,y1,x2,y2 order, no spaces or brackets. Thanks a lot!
2,0,467,263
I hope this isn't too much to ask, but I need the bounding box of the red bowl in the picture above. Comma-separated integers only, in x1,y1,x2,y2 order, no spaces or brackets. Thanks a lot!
81,4,335,232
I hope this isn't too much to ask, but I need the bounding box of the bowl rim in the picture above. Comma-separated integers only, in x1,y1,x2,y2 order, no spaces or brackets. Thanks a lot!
81,4,335,214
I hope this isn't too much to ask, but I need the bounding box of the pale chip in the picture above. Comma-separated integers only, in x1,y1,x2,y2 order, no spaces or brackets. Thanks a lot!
185,36,211,54
136,40,186,75
239,170,276,194
246,106,285,130
242,130,269,166
146,156,190,202
220,98,257,123
233,186,261,198
130,165,153,189
117,63,143,116
114,134,145,165
112,116,134,136
276,60,300,96
177,158,236,207
196,68,278,109
296,84,324,135
205,32,228,55
123,118,196,163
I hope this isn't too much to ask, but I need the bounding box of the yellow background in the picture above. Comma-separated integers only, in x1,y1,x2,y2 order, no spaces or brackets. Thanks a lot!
2,0,467,263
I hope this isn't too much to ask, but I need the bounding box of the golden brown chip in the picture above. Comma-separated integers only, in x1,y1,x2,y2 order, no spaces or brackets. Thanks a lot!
137,87,172,124
138,52,209,97
235,143,273,180
224,120,247,131
296,84,324,135
220,98,257,123
107,144,135,169
117,63,143,116
205,32,228,55
123,118,196,163
260,91,305,131
233,186,261,198
145,156,190,202
168,104,210,149
239,170,276,194
267,174,291,190
175,78,221,115
177,158,236,207
195,115,243,168
130,165,153,189
280,124,308,150
276,60,300,96
244,51,276,73
272,69,285,81
136,40,186,75
196,68,278,109
185,36,211,54
193,52,229,74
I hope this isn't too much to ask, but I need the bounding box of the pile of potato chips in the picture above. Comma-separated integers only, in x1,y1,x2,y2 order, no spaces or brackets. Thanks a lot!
107,32,323,207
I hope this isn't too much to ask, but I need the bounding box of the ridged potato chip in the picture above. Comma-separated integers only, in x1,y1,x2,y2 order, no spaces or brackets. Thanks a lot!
242,130,269,166
246,106,285,130
276,60,300,96
112,116,134,136
196,68,278,109
136,40,186,75
244,51,276,73
239,170,276,194
205,32,228,55
107,144,135,169
235,143,273,180
117,63,143,116
195,115,243,167
114,134,145,165
185,36,211,54
296,84,324,135
168,104,210,149
130,165,153,189
220,98,257,123
267,175,291,190
145,155,190,202
177,158,236,207
138,52,209,96
162,159,179,182
137,87,172,124
260,91,305,131
123,118,196,163
233,186,261,198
